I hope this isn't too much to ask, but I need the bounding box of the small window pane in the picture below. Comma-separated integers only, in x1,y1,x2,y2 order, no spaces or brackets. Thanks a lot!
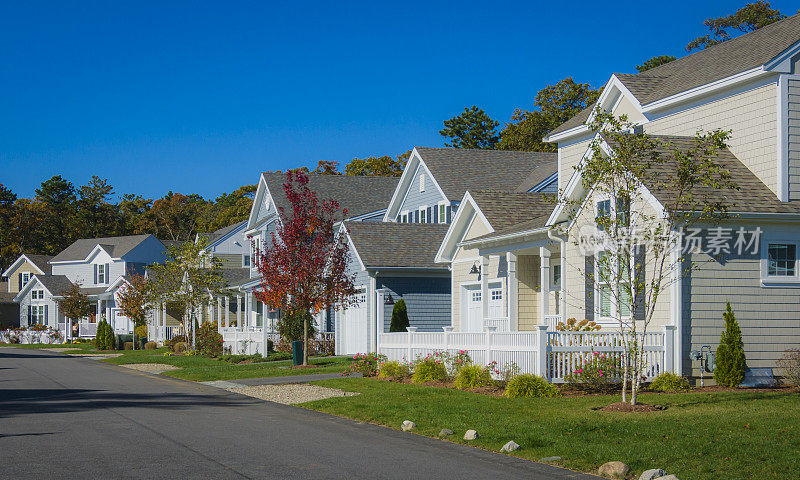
600,285,611,317
596,200,611,231
768,243,796,276
491,289,502,301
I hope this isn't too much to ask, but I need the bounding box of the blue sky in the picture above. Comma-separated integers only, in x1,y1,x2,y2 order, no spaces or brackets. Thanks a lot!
1,1,796,200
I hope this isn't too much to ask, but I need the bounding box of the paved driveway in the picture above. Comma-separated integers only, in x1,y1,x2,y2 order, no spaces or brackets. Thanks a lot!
0,348,600,479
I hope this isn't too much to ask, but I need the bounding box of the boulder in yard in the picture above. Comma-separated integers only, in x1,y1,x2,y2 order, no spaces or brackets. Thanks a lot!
500,441,520,452
438,429,454,437
654,476,679,480
401,420,416,431
640,469,667,480
463,429,478,440
598,461,630,478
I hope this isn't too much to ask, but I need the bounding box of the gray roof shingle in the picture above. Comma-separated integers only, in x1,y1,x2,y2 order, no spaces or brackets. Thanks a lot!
23,254,53,274
549,13,800,137
415,147,557,200
51,235,156,263
467,191,555,242
221,268,252,288
262,173,399,219
36,275,76,296
344,222,450,269
199,220,247,245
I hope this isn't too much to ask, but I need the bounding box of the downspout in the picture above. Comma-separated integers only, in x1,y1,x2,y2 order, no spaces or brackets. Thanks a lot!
547,229,567,321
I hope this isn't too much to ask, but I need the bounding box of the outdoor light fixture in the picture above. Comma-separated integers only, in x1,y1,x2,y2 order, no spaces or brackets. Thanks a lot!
384,294,395,305
469,262,480,275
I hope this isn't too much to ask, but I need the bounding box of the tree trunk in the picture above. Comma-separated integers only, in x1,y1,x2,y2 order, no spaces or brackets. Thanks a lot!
303,313,309,365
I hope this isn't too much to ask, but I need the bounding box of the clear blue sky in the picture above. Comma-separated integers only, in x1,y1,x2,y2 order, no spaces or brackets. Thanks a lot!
1,1,796,200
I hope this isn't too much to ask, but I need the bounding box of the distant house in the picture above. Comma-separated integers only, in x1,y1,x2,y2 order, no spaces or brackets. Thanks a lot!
197,220,250,269
2,254,53,328
13,235,167,336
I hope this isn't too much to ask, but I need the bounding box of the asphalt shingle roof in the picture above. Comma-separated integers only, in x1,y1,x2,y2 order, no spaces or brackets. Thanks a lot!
221,268,252,288
344,222,450,269
606,134,800,214
262,173,399,219
467,192,555,242
199,220,247,245
549,13,800,137
51,235,156,263
415,147,557,199
25,254,53,274
36,275,76,296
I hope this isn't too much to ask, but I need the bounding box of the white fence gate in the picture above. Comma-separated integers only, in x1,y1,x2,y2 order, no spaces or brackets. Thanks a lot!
337,290,369,355
378,325,675,383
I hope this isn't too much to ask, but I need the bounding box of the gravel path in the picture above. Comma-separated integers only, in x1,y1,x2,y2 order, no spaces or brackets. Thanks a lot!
119,363,181,374
47,348,83,353
70,353,123,359
229,384,360,405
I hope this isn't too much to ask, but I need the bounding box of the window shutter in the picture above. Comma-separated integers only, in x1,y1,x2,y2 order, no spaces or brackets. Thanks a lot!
584,255,594,321
27,305,31,324
106,263,110,283
94,264,98,284
433,205,438,223
427,206,433,223
414,210,419,223
634,245,646,321
44,304,49,325
447,206,452,223
19,275,22,291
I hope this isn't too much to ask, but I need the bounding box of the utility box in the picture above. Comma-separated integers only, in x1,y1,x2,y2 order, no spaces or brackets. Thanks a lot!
292,340,303,366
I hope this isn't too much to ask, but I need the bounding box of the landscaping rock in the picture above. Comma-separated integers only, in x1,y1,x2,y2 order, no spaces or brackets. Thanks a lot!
640,469,667,480
463,429,478,440
598,461,630,478
438,428,454,437
654,476,679,480
401,420,416,431
500,441,520,452
539,456,562,462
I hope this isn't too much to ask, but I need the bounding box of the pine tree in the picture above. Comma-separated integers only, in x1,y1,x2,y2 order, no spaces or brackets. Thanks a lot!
95,319,107,350
714,302,747,387
389,299,410,333
104,320,117,351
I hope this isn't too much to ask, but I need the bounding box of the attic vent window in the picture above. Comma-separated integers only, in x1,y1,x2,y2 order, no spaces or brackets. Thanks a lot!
420,174,425,192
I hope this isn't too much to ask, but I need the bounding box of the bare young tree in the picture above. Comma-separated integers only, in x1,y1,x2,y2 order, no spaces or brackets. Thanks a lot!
559,111,736,404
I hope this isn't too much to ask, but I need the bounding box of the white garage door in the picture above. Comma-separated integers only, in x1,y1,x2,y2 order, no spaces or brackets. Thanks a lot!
340,288,369,355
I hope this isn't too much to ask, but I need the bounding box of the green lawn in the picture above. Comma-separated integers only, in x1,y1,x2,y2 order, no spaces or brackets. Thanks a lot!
303,378,799,480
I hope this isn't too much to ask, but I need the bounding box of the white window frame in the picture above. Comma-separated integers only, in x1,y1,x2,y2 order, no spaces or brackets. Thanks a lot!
760,237,800,285
96,263,107,285
32,289,45,300
21,272,32,288
438,201,447,224
419,206,427,224
242,255,251,268
595,250,634,321
401,211,409,223
30,304,46,324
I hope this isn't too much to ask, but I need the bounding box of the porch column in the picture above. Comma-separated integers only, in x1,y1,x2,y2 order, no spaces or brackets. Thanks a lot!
480,255,490,324
539,247,550,325
225,296,230,327
236,295,242,330
560,239,567,320
245,292,252,330
506,252,518,332
216,297,222,329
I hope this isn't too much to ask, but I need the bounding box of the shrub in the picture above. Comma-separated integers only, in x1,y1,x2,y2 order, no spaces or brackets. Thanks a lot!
123,341,134,350
269,352,292,361
450,350,472,373
378,360,411,379
556,317,600,332
134,325,148,340
777,349,800,387
564,352,621,391
196,322,223,357
487,361,521,385
454,364,494,390
388,299,409,332
104,324,116,351
94,320,108,350
267,339,274,352
411,354,449,383
144,341,157,350
344,352,386,377
505,374,560,398
715,302,747,387
166,335,188,350
218,353,264,364
173,342,188,353
649,372,691,392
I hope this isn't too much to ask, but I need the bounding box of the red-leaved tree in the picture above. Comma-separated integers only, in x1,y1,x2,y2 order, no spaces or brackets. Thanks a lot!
254,171,357,365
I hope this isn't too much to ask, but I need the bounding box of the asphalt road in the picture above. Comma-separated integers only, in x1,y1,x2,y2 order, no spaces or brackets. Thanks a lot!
0,348,600,479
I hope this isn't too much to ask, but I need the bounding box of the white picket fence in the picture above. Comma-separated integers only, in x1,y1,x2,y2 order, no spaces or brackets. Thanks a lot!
378,325,675,383
147,325,181,344
221,328,336,356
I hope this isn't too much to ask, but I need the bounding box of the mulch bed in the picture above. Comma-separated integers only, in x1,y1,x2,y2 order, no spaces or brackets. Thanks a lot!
595,402,665,412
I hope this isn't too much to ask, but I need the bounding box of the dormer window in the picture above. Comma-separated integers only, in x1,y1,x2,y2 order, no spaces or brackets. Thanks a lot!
20,272,31,289
419,174,426,192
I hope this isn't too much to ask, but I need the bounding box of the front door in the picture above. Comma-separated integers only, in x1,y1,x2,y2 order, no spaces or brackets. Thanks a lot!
465,287,483,332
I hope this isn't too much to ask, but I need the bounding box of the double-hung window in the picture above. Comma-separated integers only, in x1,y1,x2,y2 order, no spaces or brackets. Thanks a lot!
419,207,427,224
763,241,799,284
596,252,632,319
596,199,611,231
30,305,45,324
32,289,44,300
95,264,107,285
439,204,447,224
243,255,251,267
21,272,32,289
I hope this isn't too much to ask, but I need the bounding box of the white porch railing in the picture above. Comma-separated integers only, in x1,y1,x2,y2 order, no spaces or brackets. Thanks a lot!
484,317,509,332
544,314,562,331
78,322,98,338
147,325,181,344
377,325,674,383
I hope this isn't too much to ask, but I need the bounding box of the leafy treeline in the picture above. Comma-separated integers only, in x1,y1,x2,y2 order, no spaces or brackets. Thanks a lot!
0,177,255,271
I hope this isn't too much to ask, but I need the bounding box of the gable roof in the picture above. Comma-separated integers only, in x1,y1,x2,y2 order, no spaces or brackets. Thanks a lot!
608,134,800,214
50,235,156,263
35,275,75,297
345,222,449,270
2,253,53,277
262,173,399,219
198,220,247,246
464,191,555,243
548,13,800,137
415,147,557,199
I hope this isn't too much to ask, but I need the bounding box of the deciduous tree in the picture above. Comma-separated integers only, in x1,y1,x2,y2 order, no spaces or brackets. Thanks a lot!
116,273,152,349
636,55,677,73
254,171,357,365
344,155,406,177
57,283,93,339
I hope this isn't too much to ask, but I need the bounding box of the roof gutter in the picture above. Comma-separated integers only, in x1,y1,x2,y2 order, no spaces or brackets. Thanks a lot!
459,226,550,248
